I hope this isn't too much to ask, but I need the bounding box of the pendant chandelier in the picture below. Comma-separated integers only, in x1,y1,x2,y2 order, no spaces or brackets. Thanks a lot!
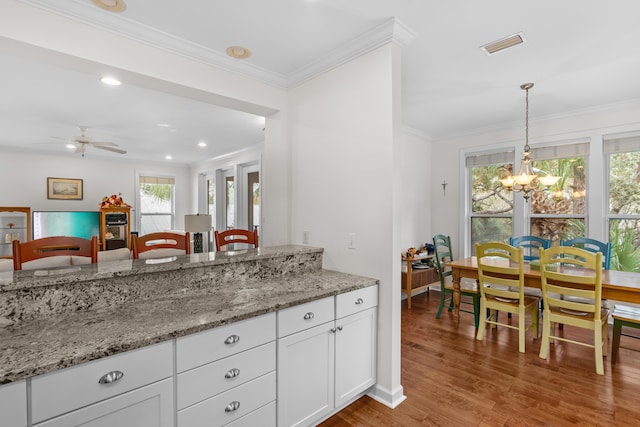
499,83,560,201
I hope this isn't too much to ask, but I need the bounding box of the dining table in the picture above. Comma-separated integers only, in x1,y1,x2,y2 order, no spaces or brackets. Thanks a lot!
447,256,640,327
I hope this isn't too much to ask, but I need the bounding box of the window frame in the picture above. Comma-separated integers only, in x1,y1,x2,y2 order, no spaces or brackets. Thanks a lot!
136,173,176,235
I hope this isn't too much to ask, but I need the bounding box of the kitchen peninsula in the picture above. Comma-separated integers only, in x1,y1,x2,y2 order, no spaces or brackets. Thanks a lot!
0,245,379,426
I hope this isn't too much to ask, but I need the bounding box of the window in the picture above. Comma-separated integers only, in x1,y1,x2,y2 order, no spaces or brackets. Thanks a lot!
206,175,216,228
138,175,175,235
225,174,235,229
468,151,513,254
605,134,640,271
528,142,589,245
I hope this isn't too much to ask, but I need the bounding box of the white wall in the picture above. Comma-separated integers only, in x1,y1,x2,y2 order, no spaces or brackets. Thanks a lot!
430,102,640,258
0,150,190,231
398,132,432,249
289,43,405,406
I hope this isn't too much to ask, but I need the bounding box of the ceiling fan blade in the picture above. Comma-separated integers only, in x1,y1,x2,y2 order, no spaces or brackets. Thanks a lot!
48,136,69,142
90,141,118,147
94,145,127,154
75,144,86,154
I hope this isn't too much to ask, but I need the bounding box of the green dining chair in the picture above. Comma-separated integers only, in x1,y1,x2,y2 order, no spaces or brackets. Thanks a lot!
433,234,480,328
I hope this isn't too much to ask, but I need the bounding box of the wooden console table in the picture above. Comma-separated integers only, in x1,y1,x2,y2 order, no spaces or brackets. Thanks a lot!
402,253,438,309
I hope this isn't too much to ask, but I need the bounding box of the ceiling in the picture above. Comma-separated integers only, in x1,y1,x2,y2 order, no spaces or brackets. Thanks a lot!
3,0,640,165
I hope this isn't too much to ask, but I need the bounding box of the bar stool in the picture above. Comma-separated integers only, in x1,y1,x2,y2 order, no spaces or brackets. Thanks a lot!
612,304,640,364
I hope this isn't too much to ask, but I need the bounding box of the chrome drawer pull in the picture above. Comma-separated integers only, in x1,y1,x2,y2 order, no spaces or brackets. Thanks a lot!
224,334,240,344
225,401,241,412
337,325,343,331
225,368,241,379
355,298,364,305
303,312,314,320
98,370,124,384
330,327,337,333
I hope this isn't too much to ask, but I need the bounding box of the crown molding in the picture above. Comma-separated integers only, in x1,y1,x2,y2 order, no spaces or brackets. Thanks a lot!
18,1,415,90
287,17,416,87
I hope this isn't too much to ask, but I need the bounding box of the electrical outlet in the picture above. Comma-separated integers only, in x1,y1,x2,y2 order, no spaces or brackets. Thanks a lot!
348,233,356,249
302,230,309,244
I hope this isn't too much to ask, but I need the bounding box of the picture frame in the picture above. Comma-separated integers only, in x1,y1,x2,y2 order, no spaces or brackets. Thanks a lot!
47,177,83,200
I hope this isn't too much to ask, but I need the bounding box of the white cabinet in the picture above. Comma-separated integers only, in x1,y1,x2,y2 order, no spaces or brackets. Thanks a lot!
277,316,336,427
34,379,173,427
176,312,277,427
277,285,378,427
0,380,27,427
32,341,173,427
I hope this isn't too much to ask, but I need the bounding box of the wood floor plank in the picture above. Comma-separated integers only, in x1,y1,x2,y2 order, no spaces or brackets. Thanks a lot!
318,290,640,426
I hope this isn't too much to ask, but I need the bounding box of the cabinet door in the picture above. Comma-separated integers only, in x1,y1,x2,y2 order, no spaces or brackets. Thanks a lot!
277,321,335,427
35,378,173,427
0,380,26,427
335,307,377,407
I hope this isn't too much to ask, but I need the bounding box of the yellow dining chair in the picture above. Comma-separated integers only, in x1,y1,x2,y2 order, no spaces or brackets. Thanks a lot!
476,242,539,353
538,246,609,375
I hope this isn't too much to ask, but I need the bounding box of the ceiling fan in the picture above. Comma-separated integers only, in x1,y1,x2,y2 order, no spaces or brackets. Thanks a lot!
51,126,127,156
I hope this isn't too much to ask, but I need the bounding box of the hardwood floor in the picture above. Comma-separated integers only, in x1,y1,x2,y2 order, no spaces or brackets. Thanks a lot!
320,291,640,426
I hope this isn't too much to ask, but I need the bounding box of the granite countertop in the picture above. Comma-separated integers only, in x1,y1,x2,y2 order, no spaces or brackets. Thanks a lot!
0,245,378,384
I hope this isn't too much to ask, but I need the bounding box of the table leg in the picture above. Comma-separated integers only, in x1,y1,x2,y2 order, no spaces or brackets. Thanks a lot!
452,269,461,327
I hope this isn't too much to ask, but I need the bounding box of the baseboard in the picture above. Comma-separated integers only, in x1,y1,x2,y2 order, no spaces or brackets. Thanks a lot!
367,383,406,409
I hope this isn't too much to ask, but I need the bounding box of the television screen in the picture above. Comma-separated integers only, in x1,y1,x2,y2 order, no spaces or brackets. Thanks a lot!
33,211,100,240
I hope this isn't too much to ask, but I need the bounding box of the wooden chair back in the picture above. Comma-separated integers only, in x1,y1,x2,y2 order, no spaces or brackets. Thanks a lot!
476,242,525,305
131,232,191,259
214,228,258,251
560,237,611,269
476,242,539,353
12,235,98,271
509,235,551,261
539,246,603,322
538,246,608,374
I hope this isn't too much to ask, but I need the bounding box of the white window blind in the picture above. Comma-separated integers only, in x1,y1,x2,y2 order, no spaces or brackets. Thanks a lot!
465,150,514,167
139,176,175,185
604,134,640,154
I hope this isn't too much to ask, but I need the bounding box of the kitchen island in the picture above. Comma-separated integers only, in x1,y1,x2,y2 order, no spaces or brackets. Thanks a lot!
0,245,379,426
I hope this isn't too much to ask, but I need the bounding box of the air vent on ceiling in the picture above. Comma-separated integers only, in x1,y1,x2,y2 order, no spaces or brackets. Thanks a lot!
481,32,525,55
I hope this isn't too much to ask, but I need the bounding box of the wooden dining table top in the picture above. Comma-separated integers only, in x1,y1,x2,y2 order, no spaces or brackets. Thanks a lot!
446,257,640,324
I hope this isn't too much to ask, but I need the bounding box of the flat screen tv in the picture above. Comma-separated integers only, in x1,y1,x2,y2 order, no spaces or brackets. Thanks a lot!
33,211,100,240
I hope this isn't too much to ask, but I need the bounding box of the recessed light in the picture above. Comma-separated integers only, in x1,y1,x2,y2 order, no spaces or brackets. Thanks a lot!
157,123,170,128
226,46,252,59
100,76,121,86
198,141,207,147
92,0,126,12
66,144,75,149
165,155,173,160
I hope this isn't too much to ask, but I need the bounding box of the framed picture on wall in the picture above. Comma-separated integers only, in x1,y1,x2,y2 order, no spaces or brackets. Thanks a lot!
47,177,83,200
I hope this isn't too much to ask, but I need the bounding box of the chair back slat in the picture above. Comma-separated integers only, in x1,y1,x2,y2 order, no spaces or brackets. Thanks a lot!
12,236,98,270
214,228,258,251
131,232,191,259
509,235,551,261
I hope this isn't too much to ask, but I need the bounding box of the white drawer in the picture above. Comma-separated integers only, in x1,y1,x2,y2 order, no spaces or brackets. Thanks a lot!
336,285,378,319
277,296,334,337
0,380,26,427
177,312,275,373
225,401,276,427
32,340,172,424
178,341,276,409
178,372,276,427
